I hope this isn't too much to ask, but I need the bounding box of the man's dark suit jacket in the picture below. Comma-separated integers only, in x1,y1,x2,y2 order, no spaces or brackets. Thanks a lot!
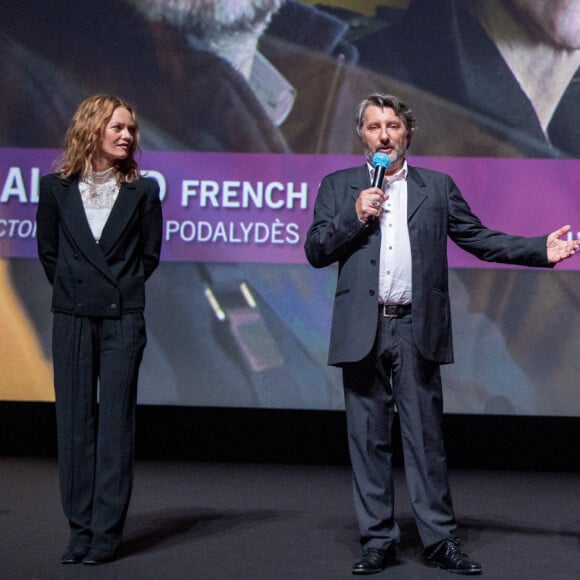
36,174,162,317
355,0,580,158
304,164,551,366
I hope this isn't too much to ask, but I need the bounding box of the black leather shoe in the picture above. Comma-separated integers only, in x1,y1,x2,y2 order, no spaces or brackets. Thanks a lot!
352,545,396,575
82,548,118,565
61,546,88,564
424,538,482,575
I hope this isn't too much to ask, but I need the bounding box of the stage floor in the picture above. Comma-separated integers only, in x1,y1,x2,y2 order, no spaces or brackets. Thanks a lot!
1,458,579,579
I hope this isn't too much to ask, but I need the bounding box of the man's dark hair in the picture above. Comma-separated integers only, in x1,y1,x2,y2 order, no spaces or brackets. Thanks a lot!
356,93,417,139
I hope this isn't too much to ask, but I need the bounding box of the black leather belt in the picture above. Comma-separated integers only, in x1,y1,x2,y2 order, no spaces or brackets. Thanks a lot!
379,303,412,318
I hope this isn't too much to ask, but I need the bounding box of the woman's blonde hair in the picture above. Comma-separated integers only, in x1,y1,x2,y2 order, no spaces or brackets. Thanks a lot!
58,94,141,182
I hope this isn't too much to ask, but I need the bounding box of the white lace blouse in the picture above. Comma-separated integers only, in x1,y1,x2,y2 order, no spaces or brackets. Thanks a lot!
78,167,120,243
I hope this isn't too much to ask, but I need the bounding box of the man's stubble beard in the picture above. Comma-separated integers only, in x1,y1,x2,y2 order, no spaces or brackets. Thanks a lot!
129,0,284,37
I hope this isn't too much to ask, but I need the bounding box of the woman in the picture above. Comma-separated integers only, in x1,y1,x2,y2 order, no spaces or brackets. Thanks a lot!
36,95,162,565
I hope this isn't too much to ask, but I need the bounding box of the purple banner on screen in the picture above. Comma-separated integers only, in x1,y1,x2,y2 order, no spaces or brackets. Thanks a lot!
1,148,579,270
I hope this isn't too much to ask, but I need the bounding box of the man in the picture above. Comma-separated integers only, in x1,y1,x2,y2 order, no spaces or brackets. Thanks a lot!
304,93,580,575
355,0,580,158
0,0,360,154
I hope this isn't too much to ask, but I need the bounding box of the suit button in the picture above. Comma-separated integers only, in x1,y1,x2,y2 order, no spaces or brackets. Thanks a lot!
110,303,118,309
369,290,375,296
370,259,376,266
77,278,83,283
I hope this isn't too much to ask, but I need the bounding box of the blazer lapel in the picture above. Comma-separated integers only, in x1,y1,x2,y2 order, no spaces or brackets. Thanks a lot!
55,179,116,283
347,165,371,200
98,181,142,253
406,166,428,221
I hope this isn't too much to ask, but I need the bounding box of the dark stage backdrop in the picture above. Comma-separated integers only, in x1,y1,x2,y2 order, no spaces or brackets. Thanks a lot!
1,0,579,417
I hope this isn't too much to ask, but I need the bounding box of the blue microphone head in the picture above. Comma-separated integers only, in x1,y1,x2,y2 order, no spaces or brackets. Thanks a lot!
372,152,391,169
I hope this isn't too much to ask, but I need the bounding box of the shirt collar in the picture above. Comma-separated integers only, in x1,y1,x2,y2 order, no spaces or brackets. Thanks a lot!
386,161,408,185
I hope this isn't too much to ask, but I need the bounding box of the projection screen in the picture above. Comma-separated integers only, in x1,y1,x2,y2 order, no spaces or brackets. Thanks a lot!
1,0,579,415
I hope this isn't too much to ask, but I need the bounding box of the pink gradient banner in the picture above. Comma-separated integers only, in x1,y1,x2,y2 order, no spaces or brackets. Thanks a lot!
1,149,579,269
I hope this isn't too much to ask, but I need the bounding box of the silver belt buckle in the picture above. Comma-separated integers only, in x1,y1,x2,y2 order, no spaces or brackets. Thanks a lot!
380,304,398,318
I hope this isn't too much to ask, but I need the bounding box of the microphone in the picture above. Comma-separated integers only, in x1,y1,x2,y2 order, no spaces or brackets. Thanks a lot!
372,152,391,188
